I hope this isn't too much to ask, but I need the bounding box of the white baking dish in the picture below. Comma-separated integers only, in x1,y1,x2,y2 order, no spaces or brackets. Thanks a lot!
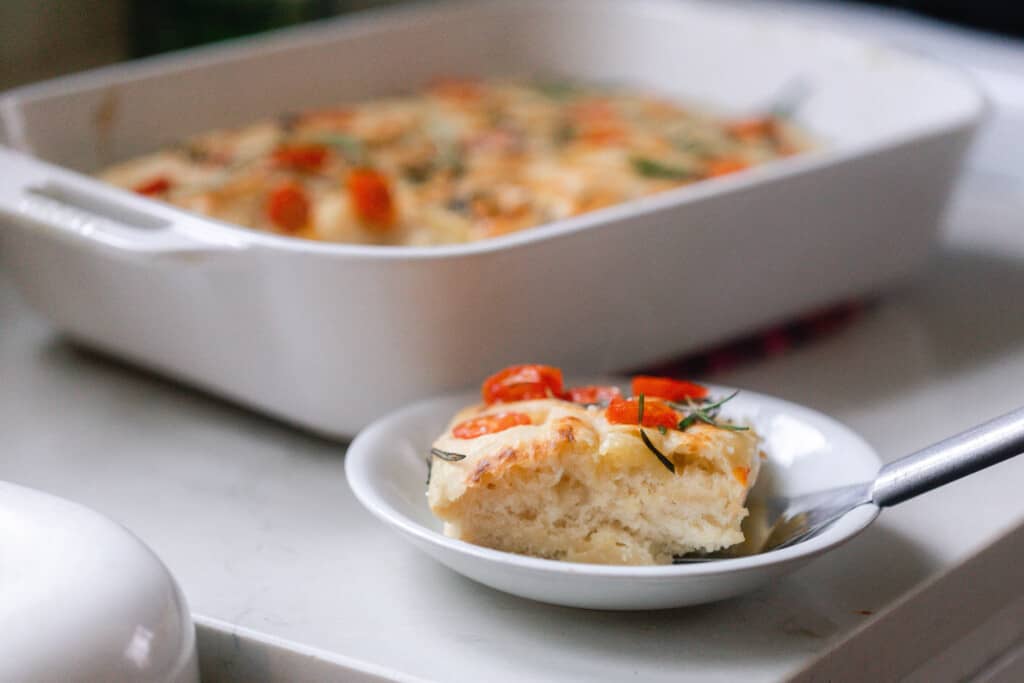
0,0,983,437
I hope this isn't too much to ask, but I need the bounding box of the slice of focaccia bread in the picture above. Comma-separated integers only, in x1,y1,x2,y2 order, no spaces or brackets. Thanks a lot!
427,367,760,566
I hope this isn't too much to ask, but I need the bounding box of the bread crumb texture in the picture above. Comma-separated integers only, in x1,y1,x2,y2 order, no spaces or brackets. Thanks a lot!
428,399,760,565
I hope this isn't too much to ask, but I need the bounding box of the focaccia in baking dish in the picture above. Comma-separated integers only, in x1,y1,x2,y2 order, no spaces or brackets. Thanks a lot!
427,365,760,565
98,78,808,246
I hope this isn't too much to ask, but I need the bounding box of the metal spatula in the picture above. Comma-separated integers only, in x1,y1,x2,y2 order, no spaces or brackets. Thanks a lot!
676,406,1024,562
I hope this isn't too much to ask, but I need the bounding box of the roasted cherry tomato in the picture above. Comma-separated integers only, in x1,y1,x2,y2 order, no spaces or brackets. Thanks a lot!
266,182,310,233
605,397,679,429
348,168,395,230
726,117,777,141
452,411,531,439
273,144,328,172
631,376,708,402
706,158,750,177
579,123,626,146
733,466,750,486
133,176,172,196
564,385,621,404
482,364,564,405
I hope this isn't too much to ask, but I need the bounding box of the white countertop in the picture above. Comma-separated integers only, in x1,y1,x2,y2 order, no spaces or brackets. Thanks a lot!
3,3,1024,681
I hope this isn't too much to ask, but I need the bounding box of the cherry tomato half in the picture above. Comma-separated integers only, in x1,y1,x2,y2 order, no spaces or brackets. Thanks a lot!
733,466,750,487
452,412,531,439
134,176,172,196
706,158,749,178
348,168,395,230
605,397,679,429
564,385,621,404
482,364,564,405
631,376,708,402
726,117,777,141
273,144,328,172
266,183,310,233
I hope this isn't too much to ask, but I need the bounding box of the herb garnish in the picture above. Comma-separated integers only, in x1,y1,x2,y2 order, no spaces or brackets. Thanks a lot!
672,390,749,432
639,428,676,474
534,80,580,100
673,138,712,158
425,456,433,485
636,393,676,474
631,157,696,180
309,133,366,166
553,121,576,146
403,162,434,184
430,447,467,462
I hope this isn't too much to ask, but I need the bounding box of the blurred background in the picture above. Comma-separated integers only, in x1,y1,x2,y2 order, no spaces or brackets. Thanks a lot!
2,0,1023,91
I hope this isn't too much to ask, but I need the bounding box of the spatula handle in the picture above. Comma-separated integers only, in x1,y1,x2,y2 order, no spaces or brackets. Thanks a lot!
871,407,1024,507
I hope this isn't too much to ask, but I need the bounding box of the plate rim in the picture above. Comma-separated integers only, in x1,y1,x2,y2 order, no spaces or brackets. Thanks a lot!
345,382,883,578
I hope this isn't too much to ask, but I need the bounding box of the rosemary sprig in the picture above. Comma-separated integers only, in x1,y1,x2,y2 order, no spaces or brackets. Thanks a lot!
671,390,749,432
631,156,697,180
553,120,576,146
639,428,676,474
636,393,676,474
430,447,467,462
534,80,580,100
308,133,366,166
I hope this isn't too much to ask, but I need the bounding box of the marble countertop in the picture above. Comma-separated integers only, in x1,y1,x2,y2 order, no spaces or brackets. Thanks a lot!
3,2,1024,681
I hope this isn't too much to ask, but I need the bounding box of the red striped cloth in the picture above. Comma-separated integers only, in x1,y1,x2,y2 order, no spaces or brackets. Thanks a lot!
635,301,865,378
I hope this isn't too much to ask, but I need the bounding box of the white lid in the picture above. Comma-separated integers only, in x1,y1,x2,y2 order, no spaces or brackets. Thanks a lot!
0,481,198,682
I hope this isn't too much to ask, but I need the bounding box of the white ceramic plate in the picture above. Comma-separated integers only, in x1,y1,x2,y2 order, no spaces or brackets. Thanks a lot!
345,383,882,610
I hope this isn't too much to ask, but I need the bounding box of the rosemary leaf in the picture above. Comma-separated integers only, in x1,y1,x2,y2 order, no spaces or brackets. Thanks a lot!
553,121,576,146
637,392,646,425
658,425,668,435
535,80,579,99
639,428,676,474
425,457,433,485
695,412,718,426
678,413,698,431
701,390,741,413
631,156,696,180
430,447,467,462
310,133,366,166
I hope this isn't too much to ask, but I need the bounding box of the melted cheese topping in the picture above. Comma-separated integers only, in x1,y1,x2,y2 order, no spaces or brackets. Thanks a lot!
98,79,809,246
428,398,761,565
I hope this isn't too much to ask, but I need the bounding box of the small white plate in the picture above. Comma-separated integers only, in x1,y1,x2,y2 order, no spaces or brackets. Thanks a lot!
345,384,882,610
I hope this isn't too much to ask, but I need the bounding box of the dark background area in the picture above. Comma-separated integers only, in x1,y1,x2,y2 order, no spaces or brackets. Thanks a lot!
854,0,1024,38
1,1,1022,92
126,1,1024,59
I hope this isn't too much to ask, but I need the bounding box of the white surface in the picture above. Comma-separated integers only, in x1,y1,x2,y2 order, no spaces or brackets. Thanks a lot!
346,385,881,610
0,481,198,683
0,0,981,436
0,1,1023,682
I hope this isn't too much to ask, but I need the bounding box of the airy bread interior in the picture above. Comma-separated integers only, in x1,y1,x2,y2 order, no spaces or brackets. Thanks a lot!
428,400,759,566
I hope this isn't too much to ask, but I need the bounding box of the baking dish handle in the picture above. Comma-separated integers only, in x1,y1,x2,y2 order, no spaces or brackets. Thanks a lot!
0,147,248,261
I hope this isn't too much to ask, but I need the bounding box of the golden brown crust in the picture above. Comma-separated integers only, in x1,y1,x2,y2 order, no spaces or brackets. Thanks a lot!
426,397,761,564
428,398,758,511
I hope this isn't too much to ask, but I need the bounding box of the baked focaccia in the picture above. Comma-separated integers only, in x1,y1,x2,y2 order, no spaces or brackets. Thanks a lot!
427,366,760,566
97,78,808,246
